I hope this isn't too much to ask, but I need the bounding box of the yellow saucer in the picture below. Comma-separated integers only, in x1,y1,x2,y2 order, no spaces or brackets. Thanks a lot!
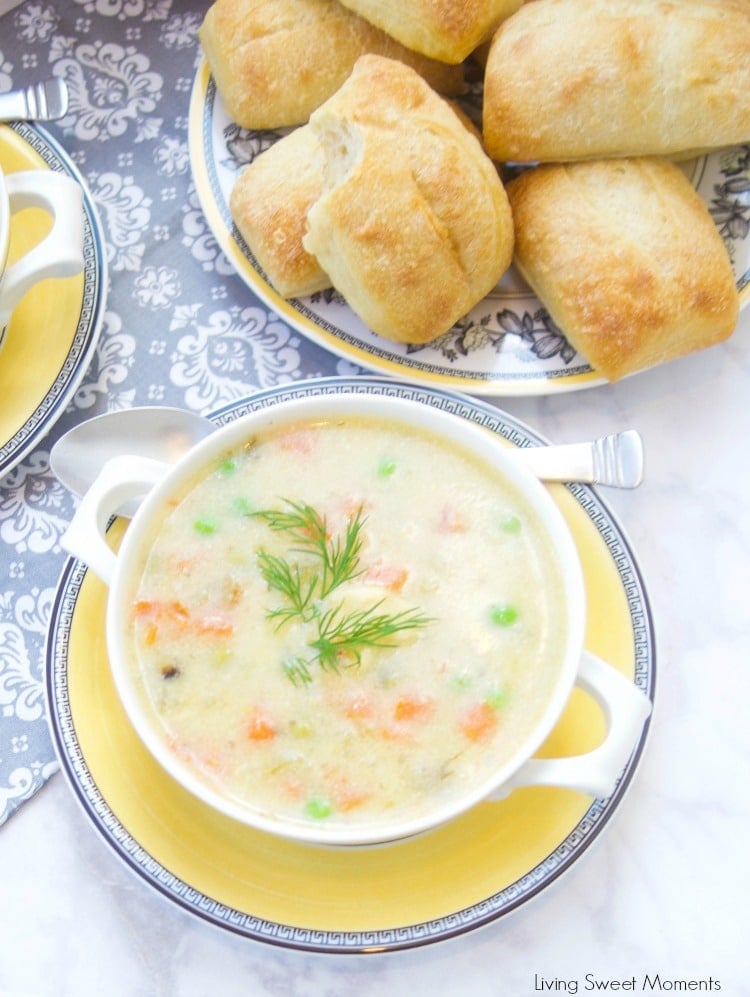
47,381,655,953
0,123,105,478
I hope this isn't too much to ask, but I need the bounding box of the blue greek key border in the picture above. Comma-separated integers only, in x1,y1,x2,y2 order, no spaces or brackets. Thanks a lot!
46,377,655,953
0,122,107,476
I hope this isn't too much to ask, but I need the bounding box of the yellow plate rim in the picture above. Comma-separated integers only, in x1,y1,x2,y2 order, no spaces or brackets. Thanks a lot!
46,378,656,954
0,122,107,477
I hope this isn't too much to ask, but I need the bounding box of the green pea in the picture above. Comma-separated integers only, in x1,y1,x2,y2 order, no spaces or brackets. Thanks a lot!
232,495,254,516
485,689,507,710
490,604,519,627
194,517,218,535
500,513,522,534
305,797,332,820
218,456,238,476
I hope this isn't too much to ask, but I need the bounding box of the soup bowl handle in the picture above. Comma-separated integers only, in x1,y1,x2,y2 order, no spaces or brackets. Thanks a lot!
61,454,169,585
491,651,652,801
0,171,84,329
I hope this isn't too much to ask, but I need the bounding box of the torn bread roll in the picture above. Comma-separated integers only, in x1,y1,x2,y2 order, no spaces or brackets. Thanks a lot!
506,158,739,382
483,0,750,163
302,55,514,345
199,0,465,130
333,0,522,63
230,126,330,298
229,100,484,301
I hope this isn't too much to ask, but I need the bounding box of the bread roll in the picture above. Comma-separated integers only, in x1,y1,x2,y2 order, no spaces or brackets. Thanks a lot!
334,0,522,63
484,0,750,163
199,0,465,130
230,127,330,298
506,158,739,382
303,56,514,345
229,97,484,301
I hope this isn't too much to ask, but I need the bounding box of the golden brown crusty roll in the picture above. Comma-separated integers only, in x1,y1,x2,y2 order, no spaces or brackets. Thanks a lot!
199,0,465,130
483,0,750,163
333,0,522,63
229,98,484,301
230,127,330,299
506,158,739,382
302,55,514,345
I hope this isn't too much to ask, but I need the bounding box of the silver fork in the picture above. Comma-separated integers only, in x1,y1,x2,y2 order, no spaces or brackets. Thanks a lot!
0,78,69,123
508,430,644,488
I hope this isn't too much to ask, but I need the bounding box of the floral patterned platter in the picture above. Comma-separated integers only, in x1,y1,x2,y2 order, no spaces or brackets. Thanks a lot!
188,60,750,397
46,376,655,954
0,122,106,479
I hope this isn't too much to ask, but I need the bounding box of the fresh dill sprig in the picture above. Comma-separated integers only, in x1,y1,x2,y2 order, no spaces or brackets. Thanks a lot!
311,600,434,673
253,498,432,682
252,500,328,550
256,550,318,625
282,656,314,686
252,499,365,598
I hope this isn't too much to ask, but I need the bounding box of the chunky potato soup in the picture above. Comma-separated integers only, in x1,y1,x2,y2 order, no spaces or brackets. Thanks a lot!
128,416,570,833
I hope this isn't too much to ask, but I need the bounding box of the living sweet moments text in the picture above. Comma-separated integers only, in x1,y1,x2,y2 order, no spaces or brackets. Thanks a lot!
533,975,721,994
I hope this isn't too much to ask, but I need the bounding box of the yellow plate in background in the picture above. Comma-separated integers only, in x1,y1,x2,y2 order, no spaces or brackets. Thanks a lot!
46,378,656,953
0,123,106,479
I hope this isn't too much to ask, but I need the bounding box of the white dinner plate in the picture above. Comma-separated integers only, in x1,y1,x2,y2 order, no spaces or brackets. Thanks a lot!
188,59,749,396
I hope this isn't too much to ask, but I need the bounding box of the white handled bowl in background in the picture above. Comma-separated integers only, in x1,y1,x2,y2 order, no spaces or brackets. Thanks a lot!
61,392,652,847
0,165,85,347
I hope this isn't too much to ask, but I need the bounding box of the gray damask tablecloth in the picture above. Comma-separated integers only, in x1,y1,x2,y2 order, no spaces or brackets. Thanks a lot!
0,0,348,825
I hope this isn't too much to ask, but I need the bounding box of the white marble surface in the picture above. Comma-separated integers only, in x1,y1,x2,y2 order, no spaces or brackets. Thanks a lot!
2,306,748,996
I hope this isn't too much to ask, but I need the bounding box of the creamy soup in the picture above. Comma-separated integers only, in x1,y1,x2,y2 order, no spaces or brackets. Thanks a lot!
128,415,570,833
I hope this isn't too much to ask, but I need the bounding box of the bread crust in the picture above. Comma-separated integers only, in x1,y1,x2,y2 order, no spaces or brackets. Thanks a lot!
229,127,330,299
228,95,485,302
334,0,522,63
303,56,514,345
199,0,465,130
506,158,739,381
483,0,750,162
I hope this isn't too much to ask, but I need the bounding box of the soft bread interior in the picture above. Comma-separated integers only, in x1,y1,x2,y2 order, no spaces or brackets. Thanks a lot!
229,124,331,299
303,56,514,345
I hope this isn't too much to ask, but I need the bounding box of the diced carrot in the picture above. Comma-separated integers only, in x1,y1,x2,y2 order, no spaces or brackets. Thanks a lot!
133,600,233,638
437,505,467,533
332,778,371,812
279,428,314,454
245,711,277,741
364,561,408,592
393,696,433,722
193,613,234,638
134,599,189,622
458,702,498,742
343,694,374,721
